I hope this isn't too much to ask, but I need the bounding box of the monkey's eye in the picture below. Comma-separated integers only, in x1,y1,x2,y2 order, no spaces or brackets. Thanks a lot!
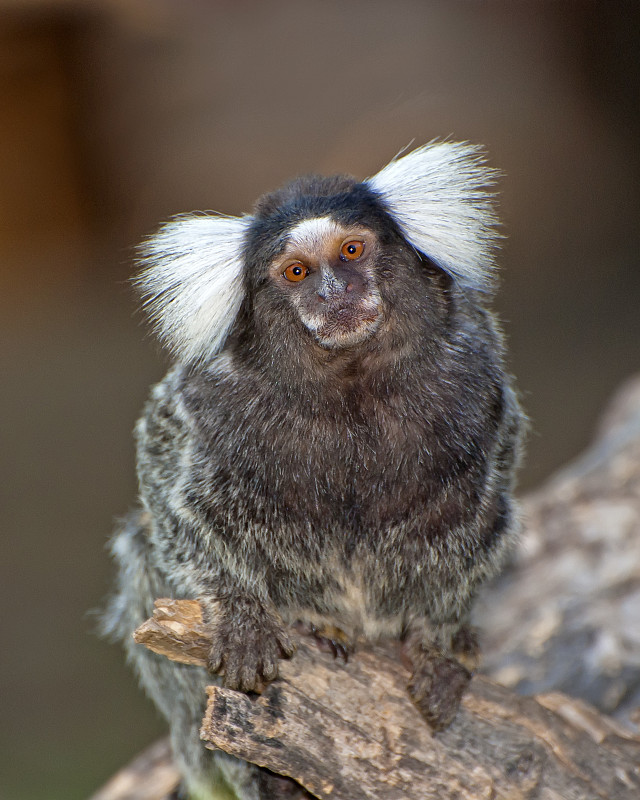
340,240,365,261
283,262,308,282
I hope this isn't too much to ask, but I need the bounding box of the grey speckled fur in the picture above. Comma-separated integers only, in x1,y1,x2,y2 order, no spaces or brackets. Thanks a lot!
103,143,523,800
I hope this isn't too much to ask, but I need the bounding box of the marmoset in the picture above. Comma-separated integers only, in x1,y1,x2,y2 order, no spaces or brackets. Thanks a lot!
104,142,523,800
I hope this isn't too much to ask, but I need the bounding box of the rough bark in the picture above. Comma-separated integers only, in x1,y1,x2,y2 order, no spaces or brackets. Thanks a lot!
127,598,640,800
91,375,640,799
478,374,640,725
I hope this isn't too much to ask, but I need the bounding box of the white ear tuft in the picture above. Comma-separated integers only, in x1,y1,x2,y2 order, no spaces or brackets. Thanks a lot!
134,214,251,364
366,142,501,291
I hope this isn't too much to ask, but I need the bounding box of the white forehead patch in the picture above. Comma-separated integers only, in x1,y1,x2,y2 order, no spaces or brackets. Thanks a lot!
286,216,343,252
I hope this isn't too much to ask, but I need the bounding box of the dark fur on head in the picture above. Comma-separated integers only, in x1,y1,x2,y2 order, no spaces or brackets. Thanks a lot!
236,175,455,382
104,143,523,800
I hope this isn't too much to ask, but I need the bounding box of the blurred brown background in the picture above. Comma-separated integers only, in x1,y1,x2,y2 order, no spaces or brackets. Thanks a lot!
1,1,639,798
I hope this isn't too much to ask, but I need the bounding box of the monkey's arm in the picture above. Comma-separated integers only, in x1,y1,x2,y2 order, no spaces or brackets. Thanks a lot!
404,380,523,729
134,369,295,691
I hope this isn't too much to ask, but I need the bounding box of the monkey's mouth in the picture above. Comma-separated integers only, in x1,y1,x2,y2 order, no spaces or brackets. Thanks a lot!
306,304,382,349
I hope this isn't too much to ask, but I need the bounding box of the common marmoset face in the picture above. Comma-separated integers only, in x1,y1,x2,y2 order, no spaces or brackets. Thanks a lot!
268,218,382,349
241,174,415,356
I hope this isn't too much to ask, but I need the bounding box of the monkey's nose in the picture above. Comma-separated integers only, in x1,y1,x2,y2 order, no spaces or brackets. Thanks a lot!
317,270,349,301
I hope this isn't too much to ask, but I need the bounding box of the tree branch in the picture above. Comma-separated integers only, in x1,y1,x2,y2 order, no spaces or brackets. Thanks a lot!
129,598,640,800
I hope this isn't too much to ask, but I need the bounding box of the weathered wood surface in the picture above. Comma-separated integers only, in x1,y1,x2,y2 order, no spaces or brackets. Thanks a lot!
89,738,179,800
92,376,640,799
132,598,640,800
478,374,640,725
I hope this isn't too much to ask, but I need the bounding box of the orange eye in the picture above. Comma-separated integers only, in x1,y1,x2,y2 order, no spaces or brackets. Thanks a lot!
340,240,364,260
283,262,308,282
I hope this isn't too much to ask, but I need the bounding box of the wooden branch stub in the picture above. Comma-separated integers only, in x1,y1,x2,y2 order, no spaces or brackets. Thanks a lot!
137,598,640,800
133,597,210,666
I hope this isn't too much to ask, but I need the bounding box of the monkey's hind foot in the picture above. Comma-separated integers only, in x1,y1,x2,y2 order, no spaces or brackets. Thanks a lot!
293,621,351,662
202,596,296,693
406,646,471,731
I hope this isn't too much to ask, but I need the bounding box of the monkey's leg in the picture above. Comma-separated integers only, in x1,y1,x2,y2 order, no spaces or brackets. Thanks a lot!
404,622,478,731
450,624,481,672
104,511,267,800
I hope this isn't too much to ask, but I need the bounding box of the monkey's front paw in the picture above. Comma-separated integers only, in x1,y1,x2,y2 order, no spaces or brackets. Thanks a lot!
203,598,296,692
406,651,471,731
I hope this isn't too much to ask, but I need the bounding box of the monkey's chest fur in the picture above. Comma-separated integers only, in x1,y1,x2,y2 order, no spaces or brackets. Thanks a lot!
138,352,511,642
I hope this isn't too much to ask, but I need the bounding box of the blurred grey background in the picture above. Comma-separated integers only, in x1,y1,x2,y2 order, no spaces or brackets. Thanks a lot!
1,1,639,798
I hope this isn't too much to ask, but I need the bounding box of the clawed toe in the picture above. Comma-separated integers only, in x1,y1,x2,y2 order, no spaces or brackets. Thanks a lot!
294,621,352,662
